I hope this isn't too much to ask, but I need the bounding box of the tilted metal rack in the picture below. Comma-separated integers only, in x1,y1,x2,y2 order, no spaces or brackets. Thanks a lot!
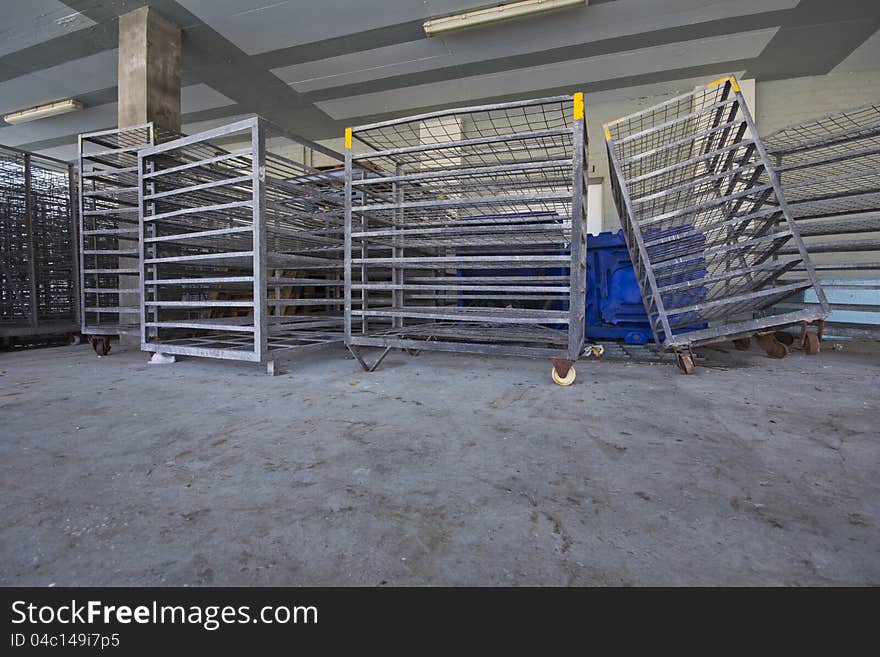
79,124,158,355
0,144,78,341
764,101,880,339
344,95,587,385
604,75,829,373
138,116,348,374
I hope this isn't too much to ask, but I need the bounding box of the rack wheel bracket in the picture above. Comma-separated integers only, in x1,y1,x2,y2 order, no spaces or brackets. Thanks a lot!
551,359,576,386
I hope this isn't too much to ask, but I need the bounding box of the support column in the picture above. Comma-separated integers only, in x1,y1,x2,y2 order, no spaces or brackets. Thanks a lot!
117,7,181,343
118,6,181,134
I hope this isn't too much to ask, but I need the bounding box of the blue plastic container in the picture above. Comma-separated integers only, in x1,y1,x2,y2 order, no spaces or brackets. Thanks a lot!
453,221,706,345
585,230,654,344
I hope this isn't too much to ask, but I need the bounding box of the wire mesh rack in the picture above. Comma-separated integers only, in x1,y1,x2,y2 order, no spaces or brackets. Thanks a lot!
344,94,587,384
604,75,829,371
1,144,78,340
79,123,164,354
138,116,348,373
764,101,880,339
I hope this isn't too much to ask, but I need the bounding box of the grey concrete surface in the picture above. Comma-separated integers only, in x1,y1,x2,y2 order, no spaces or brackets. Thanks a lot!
1,340,878,586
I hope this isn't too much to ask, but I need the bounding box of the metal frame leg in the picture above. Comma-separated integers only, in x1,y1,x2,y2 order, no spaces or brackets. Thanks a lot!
347,345,392,372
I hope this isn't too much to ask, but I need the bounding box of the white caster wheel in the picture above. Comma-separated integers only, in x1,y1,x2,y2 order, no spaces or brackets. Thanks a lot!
552,365,576,386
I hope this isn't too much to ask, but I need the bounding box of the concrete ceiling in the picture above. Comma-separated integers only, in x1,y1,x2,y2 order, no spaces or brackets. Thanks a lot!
0,0,878,160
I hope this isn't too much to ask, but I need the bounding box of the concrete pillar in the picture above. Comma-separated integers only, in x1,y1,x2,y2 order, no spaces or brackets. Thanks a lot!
118,6,181,133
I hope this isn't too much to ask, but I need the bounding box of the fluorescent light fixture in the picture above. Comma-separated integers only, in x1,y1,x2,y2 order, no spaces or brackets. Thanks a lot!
3,98,83,125
423,0,586,36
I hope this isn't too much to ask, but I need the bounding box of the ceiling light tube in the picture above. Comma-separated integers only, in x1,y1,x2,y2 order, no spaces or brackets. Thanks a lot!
424,0,586,36
3,99,83,125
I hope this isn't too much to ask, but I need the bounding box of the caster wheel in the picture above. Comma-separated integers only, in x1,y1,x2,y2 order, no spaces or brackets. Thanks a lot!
765,341,788,359
675,352,696,375
590,345,605,358
775,331,795,346
92,337,111,356
552,365,576,386
733,337,750,351
804,331,820,355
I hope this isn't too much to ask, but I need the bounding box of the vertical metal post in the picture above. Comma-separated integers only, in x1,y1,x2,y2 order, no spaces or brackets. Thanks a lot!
77,136,88,334
137,153,147,348
360,179,368,334
252,118,268,361
567,94,587,360
392,163,403,328
68,162,80,330
23,153,39,329
344,128,353,344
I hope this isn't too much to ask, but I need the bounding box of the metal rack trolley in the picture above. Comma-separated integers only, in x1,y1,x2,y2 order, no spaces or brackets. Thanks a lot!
0,144,78,343
344,94,587,386
604,75,829,373
137,116,348,375
79,124,159,355
764,101,880,340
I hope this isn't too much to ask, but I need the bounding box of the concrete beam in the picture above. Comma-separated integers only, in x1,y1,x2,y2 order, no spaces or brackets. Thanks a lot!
118,6,181,133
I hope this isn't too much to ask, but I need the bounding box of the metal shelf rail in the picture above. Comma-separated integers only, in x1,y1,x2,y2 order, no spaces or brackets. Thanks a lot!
1,144,78,342
137,116,348,374
604,75,829,373
763,101,880,339
344,94,587,385
79,124,159,355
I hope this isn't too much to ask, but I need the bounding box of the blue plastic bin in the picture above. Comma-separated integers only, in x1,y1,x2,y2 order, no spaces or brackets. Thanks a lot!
585,230,654,344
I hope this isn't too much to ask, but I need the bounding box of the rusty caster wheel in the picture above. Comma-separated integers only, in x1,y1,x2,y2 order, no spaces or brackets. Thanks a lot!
733,337,751,351
91,336,111,356
774,331,795,346
675,352,696,375
756,333,788,359
803,331,821,355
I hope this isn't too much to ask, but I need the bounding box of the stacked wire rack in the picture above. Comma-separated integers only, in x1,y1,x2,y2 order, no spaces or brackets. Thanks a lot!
604,75,829,372
764,101,880,339
79,124,159,355
344,94,587,385
138,116,348,374
1,144,78,341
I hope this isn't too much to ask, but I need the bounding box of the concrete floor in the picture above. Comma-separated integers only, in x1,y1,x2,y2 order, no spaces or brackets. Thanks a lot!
1,339,878,586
